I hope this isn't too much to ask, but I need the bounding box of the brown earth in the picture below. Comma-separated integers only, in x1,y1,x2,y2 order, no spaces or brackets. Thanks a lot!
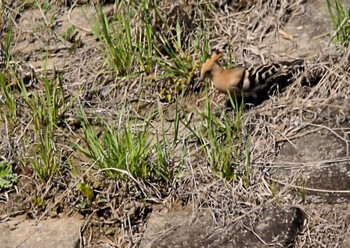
0,0,350,247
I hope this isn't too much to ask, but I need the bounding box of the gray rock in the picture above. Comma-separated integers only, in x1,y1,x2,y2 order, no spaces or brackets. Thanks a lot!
227,206,305,247
272,129,350,203
140,205,305,247
0,214,83,248
340,218,350,248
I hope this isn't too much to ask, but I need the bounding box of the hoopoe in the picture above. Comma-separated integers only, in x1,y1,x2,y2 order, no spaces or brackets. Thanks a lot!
200,48,303,101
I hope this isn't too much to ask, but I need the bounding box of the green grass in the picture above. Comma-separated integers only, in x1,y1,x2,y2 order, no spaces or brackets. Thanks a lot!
15,56,67,181
155,99,183,183
29,125,59,181
4,20,13,67
182,89,250,180
92,1,208,101
93,2,137,76
1,22,66,182
77,106,153,179
327,0,350,47
0,0,244,188
0,23,17,121
76,103,177,185
0,72,17,120
0,0,208,188
0,159,17,190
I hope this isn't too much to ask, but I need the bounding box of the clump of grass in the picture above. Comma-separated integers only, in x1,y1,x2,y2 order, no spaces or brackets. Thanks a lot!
16,58,67,181
1,25,66,182
91,1,207,101
35,0,55,29
183,89,250,180
3,20,13,67
76,104,175,184
0,159,17,190
93,2,137,76
77,106,152,179
154,99,183,183
326,0,350,47
0,72,17,120
138,0,155,74
0,22,17,120
29,125,59,181
149,2,207,100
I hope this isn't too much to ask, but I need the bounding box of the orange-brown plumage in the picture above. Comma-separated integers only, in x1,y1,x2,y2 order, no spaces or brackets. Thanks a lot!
200,49,303,99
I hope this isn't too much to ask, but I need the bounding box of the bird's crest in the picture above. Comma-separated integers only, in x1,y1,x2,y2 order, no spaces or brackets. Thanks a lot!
200,48,225,78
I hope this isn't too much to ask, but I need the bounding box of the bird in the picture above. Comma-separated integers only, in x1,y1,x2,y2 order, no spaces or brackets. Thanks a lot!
199,47,303,103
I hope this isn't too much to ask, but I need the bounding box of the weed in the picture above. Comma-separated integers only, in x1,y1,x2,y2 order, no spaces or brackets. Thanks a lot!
270,182,280,203
0,159,17,190
77,106,151,179
92,1,207,100
31,196,44,208
63,26,75,42
154,99,183,183
35,0,54,28
16,56,67,181
326,0,350,47
185,88,250,180
93,3,136,76
77,180,94,201
0,72,17,119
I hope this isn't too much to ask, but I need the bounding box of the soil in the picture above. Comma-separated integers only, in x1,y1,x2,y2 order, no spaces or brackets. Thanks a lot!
0,0,350,247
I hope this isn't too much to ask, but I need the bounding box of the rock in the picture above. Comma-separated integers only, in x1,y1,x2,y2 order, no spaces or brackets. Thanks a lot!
272,128,350,203
140,205,214,248
228,206,305,247
0,214,83,248
340,217,350,248
140,205,305,247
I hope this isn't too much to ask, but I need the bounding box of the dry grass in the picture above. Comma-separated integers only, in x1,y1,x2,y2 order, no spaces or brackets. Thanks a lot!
0,0,349,247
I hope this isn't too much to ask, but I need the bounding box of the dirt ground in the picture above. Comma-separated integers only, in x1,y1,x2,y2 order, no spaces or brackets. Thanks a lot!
1,0,350,247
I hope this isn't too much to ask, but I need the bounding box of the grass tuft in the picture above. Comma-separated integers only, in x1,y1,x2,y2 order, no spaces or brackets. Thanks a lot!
327,0,350,47
78,106,152,179
93,3,137,76
182,89,250,180
92,1,208,101
0,72,17,120
0,159,17,190
16,56,67,181
77,104,175,184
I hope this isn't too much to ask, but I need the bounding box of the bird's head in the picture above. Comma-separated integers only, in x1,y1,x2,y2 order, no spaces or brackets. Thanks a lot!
200,49,224,80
